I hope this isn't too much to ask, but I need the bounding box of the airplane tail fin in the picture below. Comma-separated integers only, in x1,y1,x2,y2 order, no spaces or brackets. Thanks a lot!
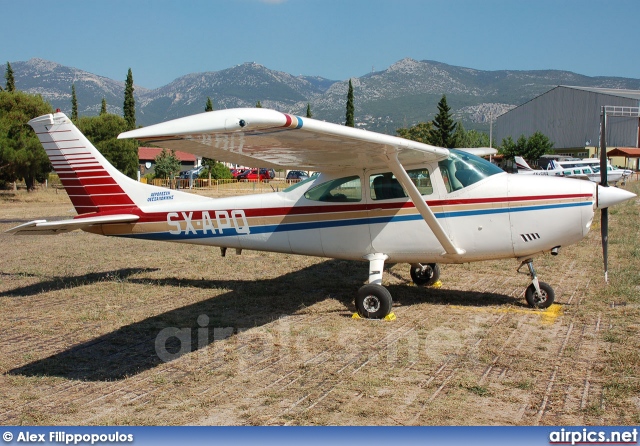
514,156,533,171
29,111,208,215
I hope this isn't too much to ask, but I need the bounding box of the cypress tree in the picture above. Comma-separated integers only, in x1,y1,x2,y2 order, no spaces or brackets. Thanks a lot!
306,103,312,118
205,97,213,112
430,94,457,148
100,98,107,115
345,79,354,127
5,62,15,92
123,68,136,130
71,84,78,121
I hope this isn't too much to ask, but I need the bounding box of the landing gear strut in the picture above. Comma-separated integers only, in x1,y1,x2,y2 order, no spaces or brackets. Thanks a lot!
518,258,555,309
356,254,393,319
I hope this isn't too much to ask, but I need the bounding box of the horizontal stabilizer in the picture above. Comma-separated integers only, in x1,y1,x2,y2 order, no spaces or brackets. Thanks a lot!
5,214,139,235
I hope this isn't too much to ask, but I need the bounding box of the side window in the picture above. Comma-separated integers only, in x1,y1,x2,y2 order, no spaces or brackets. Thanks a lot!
370,172,407,200
369,169,433,200
407,168,433,196
439,164,455,193
304,176,362,202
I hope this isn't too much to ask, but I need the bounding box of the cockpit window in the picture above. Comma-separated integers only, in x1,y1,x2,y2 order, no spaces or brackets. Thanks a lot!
438,149,503,192
304,176,362,202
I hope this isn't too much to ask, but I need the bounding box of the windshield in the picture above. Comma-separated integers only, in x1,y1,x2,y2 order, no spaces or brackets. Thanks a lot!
438,149,503,192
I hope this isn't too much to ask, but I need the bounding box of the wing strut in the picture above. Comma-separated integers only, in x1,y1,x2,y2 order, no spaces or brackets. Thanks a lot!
386,153,465,256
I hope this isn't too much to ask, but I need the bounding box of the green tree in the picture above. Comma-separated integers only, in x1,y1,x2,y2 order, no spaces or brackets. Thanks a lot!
345,79,354,127
430,94,457,148
5,62,15,92
306,103,312,118
0,91,53,190
123,68,135,130
499,132,553,164
71,84,78,121
451,121,490,148
396,122,434,144
76,114,138,178
256,100,262,108
499,136,518,159
100,98,107,115
205,97,213,112
153,149,181,179
200,161,232,180
524,131,554,161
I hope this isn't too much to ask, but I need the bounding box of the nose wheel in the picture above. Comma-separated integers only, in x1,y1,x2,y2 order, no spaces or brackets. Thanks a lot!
518,258,555,309
355,253,394,319
356,284,393,319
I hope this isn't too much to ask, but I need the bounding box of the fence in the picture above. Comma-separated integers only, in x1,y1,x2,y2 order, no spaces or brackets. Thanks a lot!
141,177,300,194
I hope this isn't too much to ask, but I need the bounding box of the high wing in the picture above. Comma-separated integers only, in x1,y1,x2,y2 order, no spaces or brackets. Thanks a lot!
120,108,465,255
458,147,498,157
118,108,450,171
6,214,140,235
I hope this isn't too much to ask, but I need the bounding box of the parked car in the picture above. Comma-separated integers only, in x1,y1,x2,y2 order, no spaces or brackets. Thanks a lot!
262,168,276,179
231,168,248,178
237,168,274,181
286,170,309,182
179,166,204,180
237,168,268,181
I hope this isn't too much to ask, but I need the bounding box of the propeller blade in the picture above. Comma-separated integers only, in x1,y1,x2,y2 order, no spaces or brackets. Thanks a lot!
599,107,608,283
601,207,608,283
600,108,607,188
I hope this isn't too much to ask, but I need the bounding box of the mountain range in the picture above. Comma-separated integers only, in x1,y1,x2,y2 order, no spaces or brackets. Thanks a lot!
9,58,640,134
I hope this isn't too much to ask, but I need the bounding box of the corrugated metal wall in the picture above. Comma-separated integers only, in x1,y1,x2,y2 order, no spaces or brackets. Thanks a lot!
494,86,639,150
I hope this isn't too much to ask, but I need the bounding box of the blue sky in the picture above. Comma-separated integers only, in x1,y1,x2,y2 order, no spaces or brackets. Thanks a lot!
2,0,638,89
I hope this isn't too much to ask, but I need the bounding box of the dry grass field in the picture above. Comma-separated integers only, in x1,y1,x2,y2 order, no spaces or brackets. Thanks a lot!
0,183,639,426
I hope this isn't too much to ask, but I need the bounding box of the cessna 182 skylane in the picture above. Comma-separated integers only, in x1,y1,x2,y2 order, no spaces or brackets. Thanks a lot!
7,109,636,319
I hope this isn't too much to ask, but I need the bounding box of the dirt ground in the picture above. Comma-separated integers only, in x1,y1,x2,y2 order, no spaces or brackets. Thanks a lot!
0,185,639,426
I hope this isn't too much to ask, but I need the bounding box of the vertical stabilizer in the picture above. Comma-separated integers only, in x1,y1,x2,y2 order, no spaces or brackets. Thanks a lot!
29,111,209,215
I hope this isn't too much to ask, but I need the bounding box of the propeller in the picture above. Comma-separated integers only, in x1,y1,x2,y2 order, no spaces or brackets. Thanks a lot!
599,109,608,283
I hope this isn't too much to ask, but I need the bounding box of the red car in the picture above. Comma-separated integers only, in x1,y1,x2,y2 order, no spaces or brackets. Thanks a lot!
237,169,269,181
231,168,247,178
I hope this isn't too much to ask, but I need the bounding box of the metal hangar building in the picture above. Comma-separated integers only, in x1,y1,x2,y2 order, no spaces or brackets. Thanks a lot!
494,86,640,167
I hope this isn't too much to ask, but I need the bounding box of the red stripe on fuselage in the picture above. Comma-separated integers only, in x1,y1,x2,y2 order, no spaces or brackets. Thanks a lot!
132,193,593,224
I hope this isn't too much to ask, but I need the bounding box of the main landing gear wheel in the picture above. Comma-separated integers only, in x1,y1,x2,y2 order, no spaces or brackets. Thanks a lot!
410,263,440,286
356,284,392,319
525,281,555,309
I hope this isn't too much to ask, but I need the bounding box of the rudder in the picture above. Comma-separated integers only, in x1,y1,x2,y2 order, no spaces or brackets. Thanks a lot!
30,111,138,215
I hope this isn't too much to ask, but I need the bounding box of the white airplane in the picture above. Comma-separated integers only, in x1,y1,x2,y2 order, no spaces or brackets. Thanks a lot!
515,156,626,185
7,109,636,319
515,156,590,180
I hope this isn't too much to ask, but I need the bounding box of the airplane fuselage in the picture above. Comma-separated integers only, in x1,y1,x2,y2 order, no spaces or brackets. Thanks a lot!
88,166,596,264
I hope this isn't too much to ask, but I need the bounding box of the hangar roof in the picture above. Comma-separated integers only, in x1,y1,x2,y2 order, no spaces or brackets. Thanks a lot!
562,85,640,101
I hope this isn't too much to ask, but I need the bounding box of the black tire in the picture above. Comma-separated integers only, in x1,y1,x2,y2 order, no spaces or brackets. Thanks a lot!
410,263,441,286
356,284,393,319
525,281,555,309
